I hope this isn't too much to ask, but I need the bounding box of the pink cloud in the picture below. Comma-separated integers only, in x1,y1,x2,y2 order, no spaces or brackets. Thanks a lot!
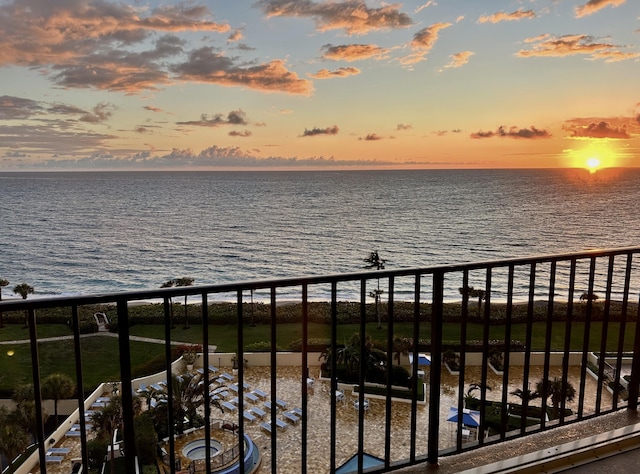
575,0,626,18
477,9,536,24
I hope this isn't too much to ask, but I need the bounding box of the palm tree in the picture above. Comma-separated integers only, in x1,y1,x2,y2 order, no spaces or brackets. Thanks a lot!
13,283,34,327
459,286,486,316
364,251,385,329
161,279,177,329
42,373,75,427
465,382,492,409
510,387,540,407
175,277,194,329
153,373,205,433
535,377,576,419
91,396,123,474
0,407,30,473
11,383,48,437
0,277,9,328
392,336,412,365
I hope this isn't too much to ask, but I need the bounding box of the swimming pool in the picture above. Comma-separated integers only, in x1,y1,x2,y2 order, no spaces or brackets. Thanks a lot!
182,439,223,461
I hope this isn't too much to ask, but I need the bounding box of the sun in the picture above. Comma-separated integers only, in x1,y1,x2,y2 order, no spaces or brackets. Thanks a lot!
586,156,601,173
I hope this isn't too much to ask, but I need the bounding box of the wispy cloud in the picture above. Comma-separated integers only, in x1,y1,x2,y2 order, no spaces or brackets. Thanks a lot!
228,130,252,137
564,119,632,138
301,125,339,137
575,0,626,18
255,0,413,35
517,34,638,62
396,124,412,131
471,126,551,139
310,67,360,79
176,109,249,127
478,9,536,24
172,49,313,95
361,133,383,141
401,22,452,65
441,51,474,70
321,44,387,62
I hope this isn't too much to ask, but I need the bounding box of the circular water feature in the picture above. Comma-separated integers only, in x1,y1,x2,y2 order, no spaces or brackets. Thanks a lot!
182,439,223,460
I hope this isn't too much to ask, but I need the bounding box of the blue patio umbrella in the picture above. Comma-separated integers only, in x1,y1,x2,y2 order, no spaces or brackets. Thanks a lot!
446,407,480,427
408,353,431,366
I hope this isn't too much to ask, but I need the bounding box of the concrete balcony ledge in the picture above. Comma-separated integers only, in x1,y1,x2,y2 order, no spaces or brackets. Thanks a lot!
397,410,640,474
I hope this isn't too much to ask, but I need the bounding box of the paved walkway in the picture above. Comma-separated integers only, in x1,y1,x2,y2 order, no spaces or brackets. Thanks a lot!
0,331,218,352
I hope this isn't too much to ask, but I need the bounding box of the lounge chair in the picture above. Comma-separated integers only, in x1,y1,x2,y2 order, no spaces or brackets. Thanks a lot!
250,407,266,419
221,372,234,381
264,401,275,412
47,448,71,455
46,455,64,463
221,401,237,412
65,430,82,437
136,384,148,393
209,365,219,373
275,419,288,430
245,392,259,403
228,383,239,393
275,398,288,409
260,422,272,434
283,411,300,425
291,407,302,417
243,411,257,423
253,388,268,399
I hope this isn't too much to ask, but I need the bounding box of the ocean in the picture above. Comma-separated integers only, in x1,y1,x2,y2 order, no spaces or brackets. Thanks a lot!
1,168,639,303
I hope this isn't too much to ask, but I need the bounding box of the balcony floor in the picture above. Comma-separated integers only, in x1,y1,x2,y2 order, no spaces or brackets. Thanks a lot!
397,409,640,473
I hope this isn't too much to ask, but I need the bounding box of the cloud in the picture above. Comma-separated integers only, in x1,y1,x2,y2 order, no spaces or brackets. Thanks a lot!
228,29,243,42
144,106,163,113
228,130,252,137
172,47,313,95
517,34,637,62
415,2,437,14
320,44,387,62
301,125,339,137
441,51,474,70
0,95,44,119
477,9,536,24
176,109,249,127
79,103,116,123
575,0,626,18
24,145,392,169
401,22,452,65
310,67,360,79
471,126,552,139
565,120,631,138
361,133,382,141
255,0,413,35
396,124,412,131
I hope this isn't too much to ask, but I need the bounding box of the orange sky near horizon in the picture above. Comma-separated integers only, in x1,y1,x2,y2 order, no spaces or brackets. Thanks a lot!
0,0,638,171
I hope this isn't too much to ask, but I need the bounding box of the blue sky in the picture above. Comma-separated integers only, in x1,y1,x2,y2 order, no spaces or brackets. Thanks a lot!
0,0,638,170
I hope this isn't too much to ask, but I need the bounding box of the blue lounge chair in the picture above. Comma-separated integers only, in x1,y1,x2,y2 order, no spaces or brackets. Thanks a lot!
275,398,288,409
250,407,266,419
260,422,272,434
209,365,219,373
283,411,300,424
245,392,259,403
46,455,64,463
264,401,275,412
253,388,268,399
221,372,234,381
275,419,288,430
243,411,257,423
292,407,302,417
221,401,237,412
47,448,71,455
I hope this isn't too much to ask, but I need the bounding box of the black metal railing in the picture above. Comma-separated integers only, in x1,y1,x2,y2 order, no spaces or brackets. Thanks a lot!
2,246,640,473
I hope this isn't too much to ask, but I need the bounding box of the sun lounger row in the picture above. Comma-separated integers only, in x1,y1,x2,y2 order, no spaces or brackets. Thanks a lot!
47,447,71,455
46,455,64,463
259,419,288,434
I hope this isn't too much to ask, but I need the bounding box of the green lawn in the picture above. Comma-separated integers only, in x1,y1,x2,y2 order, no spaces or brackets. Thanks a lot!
0,319,634,395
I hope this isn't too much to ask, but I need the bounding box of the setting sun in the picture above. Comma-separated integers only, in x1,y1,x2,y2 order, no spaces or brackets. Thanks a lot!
586,157,601,173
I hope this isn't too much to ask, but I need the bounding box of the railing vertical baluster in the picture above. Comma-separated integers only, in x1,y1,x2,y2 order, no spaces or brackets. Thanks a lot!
428,271,443,465
614,254,633,409
237,290,245,474
71,304,89,470
578,257,596,417
201,293,211,474
270,287,278,473
163,297,176,473
301,284,309,474
385,276,395,468
521,263,536,433
456,270,469,449
500,265,515,439
28,308,47,474
560,259,577,423
411,274,420,463
330,281,338,473
479,268,492,444
116,299,137,474
540,261,557,429
597,256,615,410
357,279,367,473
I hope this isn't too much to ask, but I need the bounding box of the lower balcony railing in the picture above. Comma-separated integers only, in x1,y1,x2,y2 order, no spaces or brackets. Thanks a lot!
2,246,640,473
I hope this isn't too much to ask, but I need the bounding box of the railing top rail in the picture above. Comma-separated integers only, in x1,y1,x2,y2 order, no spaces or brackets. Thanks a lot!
1,246,638,312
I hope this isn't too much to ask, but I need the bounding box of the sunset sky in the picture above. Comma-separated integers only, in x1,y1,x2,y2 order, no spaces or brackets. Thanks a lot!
0,0,638,171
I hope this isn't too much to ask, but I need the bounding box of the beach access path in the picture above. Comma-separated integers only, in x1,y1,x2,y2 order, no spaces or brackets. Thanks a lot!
0,332,217,352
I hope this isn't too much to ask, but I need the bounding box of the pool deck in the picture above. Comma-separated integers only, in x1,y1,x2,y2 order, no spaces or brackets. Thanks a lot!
36,364,613,473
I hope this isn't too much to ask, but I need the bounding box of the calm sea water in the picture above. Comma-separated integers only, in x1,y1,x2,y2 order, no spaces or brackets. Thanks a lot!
1,169,639,303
